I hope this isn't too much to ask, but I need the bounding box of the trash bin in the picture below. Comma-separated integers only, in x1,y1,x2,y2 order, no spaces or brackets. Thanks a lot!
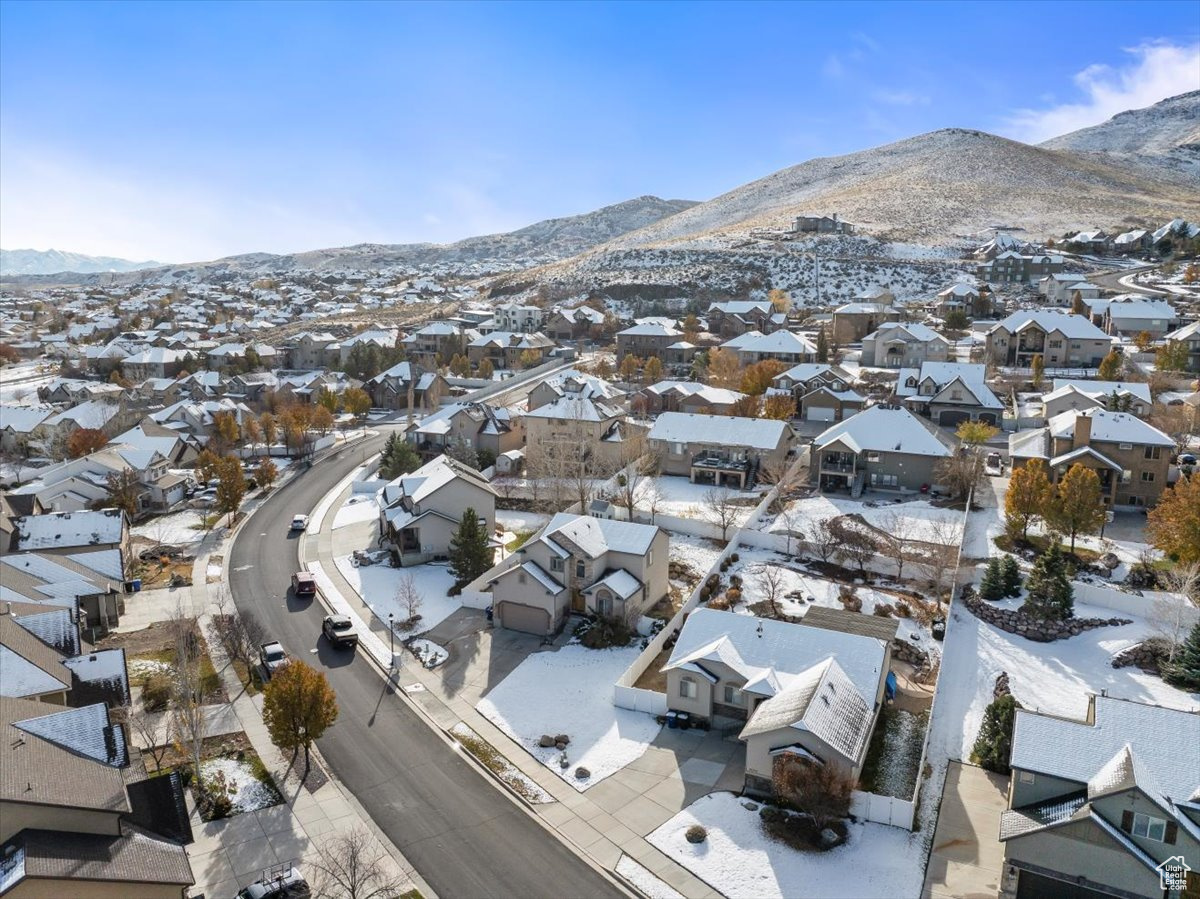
932,618,946,642
676,712,690,730
666,711,679,729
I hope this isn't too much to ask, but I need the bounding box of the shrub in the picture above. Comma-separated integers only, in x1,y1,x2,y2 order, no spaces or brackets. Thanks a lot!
1000,555,1022,597
730,553,740,563
141,672,172,712
895,600,911,618
726,588,742,605
1023,544,1074,621
971,693,1021,774
979,558,1005,601
580,616,633,649
873,603,894,617
729,574,743,589
685,825,707,844
699,587,711,601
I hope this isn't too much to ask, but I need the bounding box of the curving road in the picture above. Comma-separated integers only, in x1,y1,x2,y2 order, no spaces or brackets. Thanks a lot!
228,434,625,899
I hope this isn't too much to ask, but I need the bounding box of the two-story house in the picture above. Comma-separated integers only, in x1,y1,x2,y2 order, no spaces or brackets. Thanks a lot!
522,394,631,476
722,330,817,366
363,361,449,412
1038,274,1102,307
526,369,625,411
985,311,1113,368
285,331,339,369
1009,409,1175,508
544,305,606,341
831,301,898,345
120,347,189,381
1162,320,1200,373
861,322,951,369
769,363,864,422
1041,379,1152,420
489,512,668,636
811,404,955,495
706,301,783,338
378,455,498,565
933,282,993,319
616,322,685,361
637,381,747,417
647,412,793,488
401,322,476,366
409,401,524,464
894,361,1004,427
1101,297,1180,338
466,331,556,370
999,695,1199,899
662,607,894,792
977,252,1064,284
492,303,546,334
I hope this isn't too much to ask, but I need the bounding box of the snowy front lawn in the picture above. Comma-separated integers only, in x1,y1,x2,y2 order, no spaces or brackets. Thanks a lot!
199,755,282,818
476,643,661,790
648,792,924,899
496,509,550,534
332,492,381,530
769,493,964,546
132,510,208,546
334,556,460,634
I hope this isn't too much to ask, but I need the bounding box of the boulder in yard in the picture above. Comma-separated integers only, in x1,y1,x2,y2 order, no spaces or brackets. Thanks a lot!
538,734,555,748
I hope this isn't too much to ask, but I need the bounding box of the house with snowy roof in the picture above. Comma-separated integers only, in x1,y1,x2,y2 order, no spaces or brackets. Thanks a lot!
662,607,894,792
1099,296,1180,338
985,311,1112,368
861,321,951,368
466,330,556,370
1042,380,1152,420
894,361,1003,427
648,412,794,488
976,251,1064,284
933,282,993,319
721,329,816,366
831,301,899,344
489,512,667,636
523,393,634,475
1162,319,1200,373
1038,273,1103,308
409,401,524,465
0,612,129,708
0,405,53,456
378,455,497,566
768,363,864,423
493,302,546,334
616,321,684,361
544,304,607,341
526,368,624,410
811,404,954,495
706,300,784,338
637,381,748,417
999,694,1200,899
1009,408,1175,508
363,360,448,412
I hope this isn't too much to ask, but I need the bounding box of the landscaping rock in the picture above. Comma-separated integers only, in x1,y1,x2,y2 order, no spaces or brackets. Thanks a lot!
819,828,844,849
554,734,570,745
993,671,1011,699
685,824,707,844
538,735,555,748
1111,639,1170,674
573,767,590,780
741,801,759,811
555,742,567,751
961,593,1130,641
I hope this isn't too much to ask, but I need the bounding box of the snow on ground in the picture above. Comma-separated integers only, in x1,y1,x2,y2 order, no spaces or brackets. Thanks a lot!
407,638,448,668
334,556,460,634
496,509,550,534
962,490,1005,559
928,598,1200,768
206,563,222,579
648,792,924,899
448,722,554,803
476,643,661,790
668,533,724,583
132,510,207,546
770,493,964,545
615,856,684,899
200,758,281,814
128,658,173,679
332,493,380,530
646,476,759,525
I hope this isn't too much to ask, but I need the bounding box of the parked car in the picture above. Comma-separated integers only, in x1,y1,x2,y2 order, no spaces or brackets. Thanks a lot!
291,570,318,599
237,866,311,899
985,452,1004,476
259,641,288,678
290,513,310,532
321,615,359,649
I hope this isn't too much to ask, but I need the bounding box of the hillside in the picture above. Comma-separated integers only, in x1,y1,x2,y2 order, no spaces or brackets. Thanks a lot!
1040,90,1200,176
0,248,162,276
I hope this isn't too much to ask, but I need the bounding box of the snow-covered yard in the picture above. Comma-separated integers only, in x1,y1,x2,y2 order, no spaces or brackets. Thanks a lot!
496,509,550,534
476,643,661,790
132,510,208,546
332,492,381,530
640,476,759,526
769,493,965,546
648,792,925,899
200,757,282,815
334,556,460,634
668,533,723,585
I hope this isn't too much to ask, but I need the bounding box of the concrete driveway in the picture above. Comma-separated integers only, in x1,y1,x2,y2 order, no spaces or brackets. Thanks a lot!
922,761,1009,899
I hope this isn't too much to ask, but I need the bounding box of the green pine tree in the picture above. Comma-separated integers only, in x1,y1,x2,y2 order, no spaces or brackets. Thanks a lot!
1000,555,1022,598
816,328,829,363
1023,543,1074,621
979,558,1004,601
1164,622,1200,691
379,433,420,480
448,507,492,594
971,693,1021,774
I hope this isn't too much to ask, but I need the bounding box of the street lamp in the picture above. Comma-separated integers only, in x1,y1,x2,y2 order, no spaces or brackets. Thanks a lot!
387,613,395,669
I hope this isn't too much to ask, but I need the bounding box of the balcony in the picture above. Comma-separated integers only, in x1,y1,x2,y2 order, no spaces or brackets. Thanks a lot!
820,454,856,474
691,453,750,473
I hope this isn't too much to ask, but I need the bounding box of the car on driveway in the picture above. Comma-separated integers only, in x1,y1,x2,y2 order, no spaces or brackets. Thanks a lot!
259,641,289,678
322,615,359,649
236,866,310,899
290,514,310,532
985,452,1005,477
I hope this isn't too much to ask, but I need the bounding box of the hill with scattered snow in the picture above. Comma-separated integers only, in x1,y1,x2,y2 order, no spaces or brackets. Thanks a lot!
0,248,163,276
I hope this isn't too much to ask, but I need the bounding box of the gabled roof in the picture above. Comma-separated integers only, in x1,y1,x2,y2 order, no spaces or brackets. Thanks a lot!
989,311,1110,341
13,509,125,551
1047,379,1151,405
865,321,949,345
523,393,624,422
1,822,194,889
647,412,791,451
722,330,816,355
1046,409,1174,448
538,512,659,559
583,568,643,600
380,454,497,509
618,322,682,337
813,405,952,457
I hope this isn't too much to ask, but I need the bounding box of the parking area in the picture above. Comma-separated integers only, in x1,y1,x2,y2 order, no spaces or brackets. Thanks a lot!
922,761,1009,899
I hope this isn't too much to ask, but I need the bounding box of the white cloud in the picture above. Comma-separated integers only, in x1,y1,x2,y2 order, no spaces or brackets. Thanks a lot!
1005,41,1200,143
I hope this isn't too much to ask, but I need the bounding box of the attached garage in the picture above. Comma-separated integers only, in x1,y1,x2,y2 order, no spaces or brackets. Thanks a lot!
1015,870,1116,899
805,405,837,422
978,412,998,426
496,602,551,636
938,409,971,427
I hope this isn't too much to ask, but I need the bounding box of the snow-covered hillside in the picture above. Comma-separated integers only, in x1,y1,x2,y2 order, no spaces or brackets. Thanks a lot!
0,248,163,276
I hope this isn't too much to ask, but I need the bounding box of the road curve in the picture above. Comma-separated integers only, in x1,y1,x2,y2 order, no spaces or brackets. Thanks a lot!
228,436,627,899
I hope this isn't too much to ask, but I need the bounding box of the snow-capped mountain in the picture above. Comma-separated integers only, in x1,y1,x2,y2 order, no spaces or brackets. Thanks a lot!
1039,90,1200,176
0,248,163,276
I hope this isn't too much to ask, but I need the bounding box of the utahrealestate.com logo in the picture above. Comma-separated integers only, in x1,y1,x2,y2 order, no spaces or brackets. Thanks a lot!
1156,855,1190,891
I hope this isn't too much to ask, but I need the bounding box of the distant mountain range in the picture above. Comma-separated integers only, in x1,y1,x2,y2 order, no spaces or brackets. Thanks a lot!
0,248,163,276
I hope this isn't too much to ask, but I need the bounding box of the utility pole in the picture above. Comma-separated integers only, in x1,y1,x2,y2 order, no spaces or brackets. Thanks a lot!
813,244,821,306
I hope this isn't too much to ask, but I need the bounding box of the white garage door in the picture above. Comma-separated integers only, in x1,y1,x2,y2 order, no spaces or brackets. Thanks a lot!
497,602,549,635
806,406,836,421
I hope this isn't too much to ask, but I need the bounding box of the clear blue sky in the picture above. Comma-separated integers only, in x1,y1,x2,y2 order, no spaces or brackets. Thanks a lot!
2,1,1198,262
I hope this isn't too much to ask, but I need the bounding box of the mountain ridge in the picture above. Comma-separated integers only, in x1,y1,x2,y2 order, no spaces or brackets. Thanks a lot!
0,248,163,277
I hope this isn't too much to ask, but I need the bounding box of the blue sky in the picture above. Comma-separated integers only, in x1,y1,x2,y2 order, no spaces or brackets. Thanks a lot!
2,1,1198,262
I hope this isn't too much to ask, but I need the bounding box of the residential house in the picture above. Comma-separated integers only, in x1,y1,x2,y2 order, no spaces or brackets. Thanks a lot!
492,303,546,333
409,402,524,464
662,608,893,790
811,404,954,494
204,342,277,371
544,305,606,341
706,301,783,338
647,412,793,488
8,508,130,566
466,331,556,370
769,363,865,422
1039,274,1102,307
974,233,1033,260
41,399,133,448
1162,320,1200,373
894,361,1004,427
985,311,1112,368
402,322,474,366
999,695,1199,899
1101,297,1179,337
363,361,449,412
0,696,194,898
489,512,668,636
0,611,130,709
616,322,684,362
1065,229,1112,254
338,328,400,365
860,322,951,368
286,331,339,369
526,369,624,411
722,330,816,366
933,283,992,319
378,455,498,565
119,347,188,381
1042,380,1152,420
0,405,53,456
1112,228,1152,255
523,394,632,475
637,382,747,417
793,213,854,235
1009,409,1175,508
149,398,254,445
977,252,1065,284
0,548,127,638
831,301,898,345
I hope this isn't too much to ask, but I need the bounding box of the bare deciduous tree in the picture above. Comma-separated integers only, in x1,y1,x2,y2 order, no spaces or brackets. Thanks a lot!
772,755,855,830
130,705,170,774
914,517,962,606
702,486,740,541
395,574,422,628
168,605,206,786
760,563,787,619
309,825,412,899
802,518,840,564
837,528,878,574
1153,562,1200,661
879,511,918,581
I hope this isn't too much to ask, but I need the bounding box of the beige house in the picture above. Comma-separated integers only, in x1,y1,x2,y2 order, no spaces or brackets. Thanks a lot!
637,382,747,416
1040,380,1152,420
466,331,556,370
647,412,794,488
831,298,898,344
985,311,1112,368
1009,409,1175,508
490,513,668,636
522,393,632,476
409,401,523,464
662,608,893,793
860,322,950,369
616,322,684,361
378,455,498,565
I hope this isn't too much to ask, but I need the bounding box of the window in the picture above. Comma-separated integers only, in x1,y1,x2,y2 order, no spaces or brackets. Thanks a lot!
575,561,585,578
1049,340,1063,349
1122,469,1132,484
723,685,742,705
1119,443,1133,450
1130,813,1167,842
866,451,881,462
518,572,527,584
679,677,697,699
648,550,653,566
870,472,898,487
1018,771,1035,785
950,389,963,401
1141,471,1155,483
550,558,564,572
1144,446,1161,460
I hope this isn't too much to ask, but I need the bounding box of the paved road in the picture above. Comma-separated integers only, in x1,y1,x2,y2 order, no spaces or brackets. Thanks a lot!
1088,263,1167,296
228,434,626,899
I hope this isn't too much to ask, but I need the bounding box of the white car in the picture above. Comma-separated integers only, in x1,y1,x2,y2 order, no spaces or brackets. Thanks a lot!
290,514,310,532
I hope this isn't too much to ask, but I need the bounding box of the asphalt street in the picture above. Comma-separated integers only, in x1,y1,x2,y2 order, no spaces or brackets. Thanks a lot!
228,433,627,899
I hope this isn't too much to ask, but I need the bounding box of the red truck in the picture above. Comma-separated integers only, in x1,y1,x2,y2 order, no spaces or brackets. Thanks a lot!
291,570,317,600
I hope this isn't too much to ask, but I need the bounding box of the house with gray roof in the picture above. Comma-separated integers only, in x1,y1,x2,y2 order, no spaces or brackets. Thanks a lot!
861,322,951,368
379,454,497,566
811,404,954,495
985,311,1112,369
647,412,794,488
1162,319,1200,373
894,361,1003,427
999,694,1200,899
1041,380,1152,420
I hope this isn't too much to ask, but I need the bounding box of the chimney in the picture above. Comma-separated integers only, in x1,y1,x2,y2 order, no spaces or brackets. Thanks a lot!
1073,411,1092,450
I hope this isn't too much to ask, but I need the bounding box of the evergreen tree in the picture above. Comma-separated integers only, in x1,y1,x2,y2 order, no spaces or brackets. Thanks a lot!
1000,555,1022,598
379,433,420,480
815,327,829,363
448,508,492,593
1023,544,1074,621
979,558,1004,601
971,693,1021,774
1164,622,1200,691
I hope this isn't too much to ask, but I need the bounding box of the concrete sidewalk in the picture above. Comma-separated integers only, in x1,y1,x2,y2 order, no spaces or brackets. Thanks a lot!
922,761,1008,899
305,477,725,899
